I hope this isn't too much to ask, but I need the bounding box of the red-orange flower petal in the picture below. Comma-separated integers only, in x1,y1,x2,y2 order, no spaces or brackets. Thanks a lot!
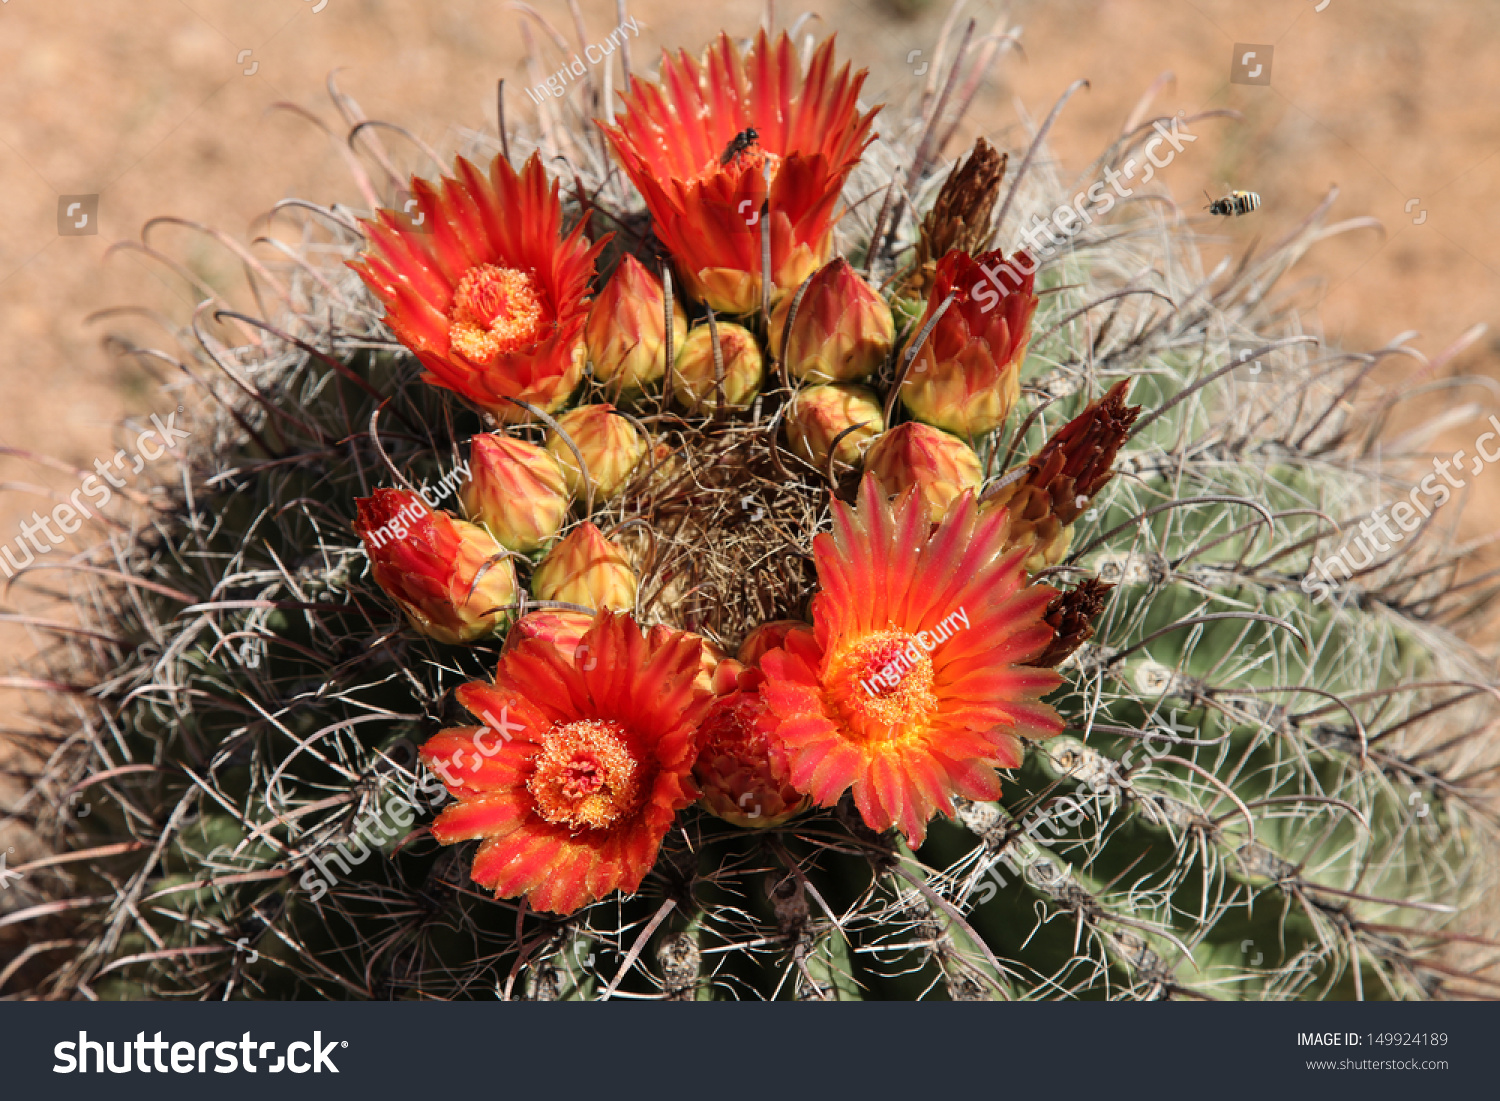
758,475,1064,845
350,153,606,422
601,31,878,314
736,619,814,666
419,610,713,914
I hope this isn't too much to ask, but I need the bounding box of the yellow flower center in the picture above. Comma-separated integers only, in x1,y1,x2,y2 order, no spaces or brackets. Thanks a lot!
449,264,547,365
527,719,644,831
827,629,939,742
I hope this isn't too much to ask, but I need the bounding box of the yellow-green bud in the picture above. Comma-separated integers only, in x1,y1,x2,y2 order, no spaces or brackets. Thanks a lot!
672,322,764,413
545,403,647,502
785,383,885,471
461,434,570,553
530,522,638,612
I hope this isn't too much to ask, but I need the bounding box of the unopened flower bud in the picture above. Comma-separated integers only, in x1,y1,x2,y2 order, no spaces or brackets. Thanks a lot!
736,620,813,666
694,665,811,829
545,403,647,502
863,422,983,523
530,522,638,611
585,255,688,398
355,488,518,644
461,434,570,553
785,383,885,470
900,248,1038,437
673,321,764,412
770,257,894,382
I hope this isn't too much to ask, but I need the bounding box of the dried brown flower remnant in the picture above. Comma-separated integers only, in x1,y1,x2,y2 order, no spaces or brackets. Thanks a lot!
1033,579,1115,668
985,380,1141,569
900,138,1008,300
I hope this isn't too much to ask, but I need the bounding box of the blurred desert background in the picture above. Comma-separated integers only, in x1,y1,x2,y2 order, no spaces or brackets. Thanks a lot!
0,0,1496,683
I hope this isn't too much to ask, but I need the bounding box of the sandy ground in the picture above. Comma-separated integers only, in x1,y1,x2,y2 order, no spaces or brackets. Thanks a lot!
0,0,1497,815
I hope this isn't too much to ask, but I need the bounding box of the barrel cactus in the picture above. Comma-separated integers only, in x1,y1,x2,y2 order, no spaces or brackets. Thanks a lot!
5,17,1497,1002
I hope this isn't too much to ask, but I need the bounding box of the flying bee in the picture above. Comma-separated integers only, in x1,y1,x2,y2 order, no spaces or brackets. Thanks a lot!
720,126,759,166
1205,189,1261,217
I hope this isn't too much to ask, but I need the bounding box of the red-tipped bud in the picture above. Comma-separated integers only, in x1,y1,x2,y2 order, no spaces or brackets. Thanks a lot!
355,488,518,644
673,322,764,412
694,666,812,828
545,403,647,502
863,421,983,523
461,434,570,553
770,257,894,382
785,383,885,471
584,255,688,398
530,522,638,611
900,248,1038,437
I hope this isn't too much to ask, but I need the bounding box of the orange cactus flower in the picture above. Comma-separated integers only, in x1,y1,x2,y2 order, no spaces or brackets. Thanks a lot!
600,31,879,315
900,248,1038,438
355,488,518,644
420,611,713,914
349,153,606,422
757,476,1063,845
